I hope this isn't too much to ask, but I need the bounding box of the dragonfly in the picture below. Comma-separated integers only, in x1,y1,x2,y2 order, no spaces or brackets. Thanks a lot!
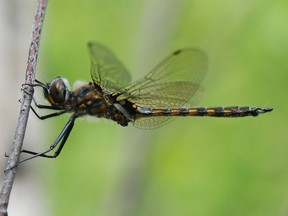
20,42,272,163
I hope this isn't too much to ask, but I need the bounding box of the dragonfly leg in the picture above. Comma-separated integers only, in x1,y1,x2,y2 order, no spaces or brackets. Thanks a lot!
30,105,66,120
22,79,46,89
17,114,77,165
25,86,66,119
21,81,45,97
31,95,63,110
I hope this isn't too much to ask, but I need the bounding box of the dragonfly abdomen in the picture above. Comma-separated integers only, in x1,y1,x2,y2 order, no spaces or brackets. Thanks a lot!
136,106,272,117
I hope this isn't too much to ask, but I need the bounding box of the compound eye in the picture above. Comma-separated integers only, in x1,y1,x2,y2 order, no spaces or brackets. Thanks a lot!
48,78,67,104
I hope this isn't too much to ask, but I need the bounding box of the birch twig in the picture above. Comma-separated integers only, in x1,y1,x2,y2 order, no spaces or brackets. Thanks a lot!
0,0,48,215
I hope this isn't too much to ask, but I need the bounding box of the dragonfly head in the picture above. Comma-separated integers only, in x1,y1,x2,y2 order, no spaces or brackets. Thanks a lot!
44,77,70,106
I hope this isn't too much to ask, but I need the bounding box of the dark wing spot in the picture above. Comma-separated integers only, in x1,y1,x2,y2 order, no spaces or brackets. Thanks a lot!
172,50,182,55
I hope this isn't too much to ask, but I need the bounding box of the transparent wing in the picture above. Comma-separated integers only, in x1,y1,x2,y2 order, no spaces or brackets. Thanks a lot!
133,116,175,129
117,48,208,129
88,42,132,92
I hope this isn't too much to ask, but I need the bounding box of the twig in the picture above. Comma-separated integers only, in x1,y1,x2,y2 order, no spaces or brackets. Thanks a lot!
0,0,48,215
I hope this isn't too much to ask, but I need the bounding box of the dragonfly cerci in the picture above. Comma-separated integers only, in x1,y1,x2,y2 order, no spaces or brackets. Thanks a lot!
20,42,272,163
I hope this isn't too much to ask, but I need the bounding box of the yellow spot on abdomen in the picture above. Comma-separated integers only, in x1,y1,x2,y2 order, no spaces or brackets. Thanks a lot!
171,109,181,114
224,109,232,113
188,109,198,114
207,109,215,113
152,109,163,114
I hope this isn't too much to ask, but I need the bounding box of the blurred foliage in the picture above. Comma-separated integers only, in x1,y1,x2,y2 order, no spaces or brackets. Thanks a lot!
35,0,288,215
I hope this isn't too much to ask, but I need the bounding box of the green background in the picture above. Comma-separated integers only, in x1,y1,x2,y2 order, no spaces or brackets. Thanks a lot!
34,0,287,215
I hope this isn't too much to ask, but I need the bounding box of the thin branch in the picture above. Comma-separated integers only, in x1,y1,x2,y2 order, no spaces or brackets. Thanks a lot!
0,0,48,215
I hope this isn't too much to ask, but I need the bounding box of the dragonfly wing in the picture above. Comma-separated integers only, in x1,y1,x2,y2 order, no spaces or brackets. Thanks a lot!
88,42,132,92
118,48,207,107
117,48,208,129
132,116,175,129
